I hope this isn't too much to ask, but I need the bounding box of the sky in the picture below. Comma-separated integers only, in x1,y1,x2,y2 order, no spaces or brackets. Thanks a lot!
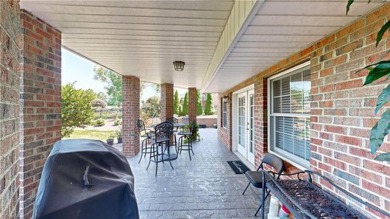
62,48,105,92
61,48,162,101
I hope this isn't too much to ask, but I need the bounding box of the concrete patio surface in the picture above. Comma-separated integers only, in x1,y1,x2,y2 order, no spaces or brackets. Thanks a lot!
122,128,264,219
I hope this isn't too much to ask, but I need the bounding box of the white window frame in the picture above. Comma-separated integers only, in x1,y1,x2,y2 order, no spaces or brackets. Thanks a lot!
222,98,228,128
267,61,311,170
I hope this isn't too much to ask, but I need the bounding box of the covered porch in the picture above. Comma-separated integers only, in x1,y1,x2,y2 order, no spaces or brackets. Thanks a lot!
1,0,390,218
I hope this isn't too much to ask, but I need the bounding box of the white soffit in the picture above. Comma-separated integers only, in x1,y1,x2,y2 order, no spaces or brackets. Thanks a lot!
20,0,235,88
204,0,387,93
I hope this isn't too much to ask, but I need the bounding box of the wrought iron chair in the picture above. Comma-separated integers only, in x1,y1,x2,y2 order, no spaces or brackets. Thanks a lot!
146,121,178,176
166,117,179,146
177,121,196,160
242,153,285,216
136,119,154,163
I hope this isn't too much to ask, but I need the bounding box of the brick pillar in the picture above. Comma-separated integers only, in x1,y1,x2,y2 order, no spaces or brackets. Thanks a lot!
253,78,268,168
0,1,21,218
19,10,62,218
122,76,140,156
188,87,197,124
160,83,173,122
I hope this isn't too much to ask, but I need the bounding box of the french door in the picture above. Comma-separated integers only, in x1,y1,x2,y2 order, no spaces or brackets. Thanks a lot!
236,90,254,164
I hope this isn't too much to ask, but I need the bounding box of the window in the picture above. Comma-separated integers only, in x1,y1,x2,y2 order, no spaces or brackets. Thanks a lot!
269,63,311,168
222,98,228,128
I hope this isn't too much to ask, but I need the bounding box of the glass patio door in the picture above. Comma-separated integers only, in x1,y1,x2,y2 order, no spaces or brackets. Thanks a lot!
236,90,255,164
237,93,247,156
247,90,255,164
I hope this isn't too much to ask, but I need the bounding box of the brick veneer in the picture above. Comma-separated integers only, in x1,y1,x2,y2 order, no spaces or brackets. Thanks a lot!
160,83,173,122
310,4,390,217
19,10,62,218
217,93,232,150
122,76,140,156
0,1,21,218
217,3,390,218
188,87,197,123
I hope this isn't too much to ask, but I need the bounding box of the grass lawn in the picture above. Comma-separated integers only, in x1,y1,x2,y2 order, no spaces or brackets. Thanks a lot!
66,130,116,142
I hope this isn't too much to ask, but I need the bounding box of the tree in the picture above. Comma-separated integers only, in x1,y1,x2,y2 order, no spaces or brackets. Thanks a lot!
96,92,108,103
91,99,107,108
142,96,160,118
94,66,160,106
196,90,203,115
94,66,122,106
180,92,188,116
204,93,213,115
61,83,97,137
173,90,179,115
142,82,161,96
347,1,390,161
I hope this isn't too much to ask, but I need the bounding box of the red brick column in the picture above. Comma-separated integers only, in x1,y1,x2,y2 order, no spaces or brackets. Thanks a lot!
253,78,268,168
188,87,197,124
122,76,140,156
19,10,62,218
0,1,21,218
160,83,173,122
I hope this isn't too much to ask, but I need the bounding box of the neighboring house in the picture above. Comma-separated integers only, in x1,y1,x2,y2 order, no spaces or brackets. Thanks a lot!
0,0,389,218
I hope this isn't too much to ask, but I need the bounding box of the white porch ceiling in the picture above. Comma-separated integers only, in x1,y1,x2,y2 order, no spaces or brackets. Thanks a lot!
20,0,387,92
20,0,235,88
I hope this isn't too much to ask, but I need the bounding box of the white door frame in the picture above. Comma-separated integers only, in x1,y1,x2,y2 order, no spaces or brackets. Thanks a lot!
237,92,247,156
247,89,255,164
232,84,255,164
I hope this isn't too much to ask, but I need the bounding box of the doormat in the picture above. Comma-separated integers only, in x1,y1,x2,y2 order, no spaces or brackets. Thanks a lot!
227,161,250,174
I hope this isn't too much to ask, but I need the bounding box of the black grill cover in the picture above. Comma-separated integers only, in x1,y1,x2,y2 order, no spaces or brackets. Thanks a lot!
32,139,139,219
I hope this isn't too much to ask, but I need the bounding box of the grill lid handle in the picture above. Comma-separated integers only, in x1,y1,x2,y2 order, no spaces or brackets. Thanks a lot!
83,164,92,188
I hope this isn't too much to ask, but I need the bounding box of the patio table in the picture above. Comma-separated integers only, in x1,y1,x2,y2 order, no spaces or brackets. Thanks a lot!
151,123,187,128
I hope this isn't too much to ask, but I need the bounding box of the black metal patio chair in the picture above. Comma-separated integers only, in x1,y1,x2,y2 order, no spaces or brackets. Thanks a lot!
147,121,178,176
136,119,154,163
177,121,196,160
242,153,285,216
166,117,179,146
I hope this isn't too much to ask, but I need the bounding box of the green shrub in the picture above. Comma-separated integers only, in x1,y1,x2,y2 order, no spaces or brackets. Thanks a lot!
113,119,121,126
94,119,105,127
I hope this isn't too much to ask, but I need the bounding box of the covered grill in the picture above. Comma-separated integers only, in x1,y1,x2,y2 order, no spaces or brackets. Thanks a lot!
33,139,139,219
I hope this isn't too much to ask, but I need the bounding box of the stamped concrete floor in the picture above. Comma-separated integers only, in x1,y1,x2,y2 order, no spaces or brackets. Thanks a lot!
125,128,264,219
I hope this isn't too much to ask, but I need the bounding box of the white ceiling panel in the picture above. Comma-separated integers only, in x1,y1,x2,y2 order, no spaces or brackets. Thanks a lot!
251,15,358,26
20,0,387,92
20,0,235,88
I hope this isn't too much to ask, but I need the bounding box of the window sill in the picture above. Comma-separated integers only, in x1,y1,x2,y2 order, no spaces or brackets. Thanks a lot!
268,150,309,171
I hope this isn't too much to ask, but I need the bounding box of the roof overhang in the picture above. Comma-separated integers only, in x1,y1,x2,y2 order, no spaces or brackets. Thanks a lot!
202,0,387,93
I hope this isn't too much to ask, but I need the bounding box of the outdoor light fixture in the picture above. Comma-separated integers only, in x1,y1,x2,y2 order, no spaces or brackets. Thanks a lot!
173,61,185,71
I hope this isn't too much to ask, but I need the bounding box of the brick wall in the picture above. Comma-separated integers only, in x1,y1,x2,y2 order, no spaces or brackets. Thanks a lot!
122,75,140,156
217,93,232,150
19,10,62,218
160,83,173,122
310,4,390,218
0,1,21,218
217,3,390,217
188,87,197,123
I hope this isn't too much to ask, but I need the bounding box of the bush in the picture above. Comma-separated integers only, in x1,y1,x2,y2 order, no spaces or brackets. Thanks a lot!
61,83,97,137
94,119,105,127
113,119,121,126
